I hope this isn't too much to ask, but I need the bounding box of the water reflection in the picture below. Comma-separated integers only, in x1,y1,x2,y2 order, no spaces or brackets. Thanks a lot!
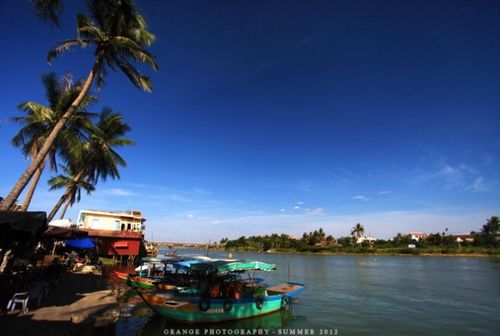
135,309,297,335
114,250,500,336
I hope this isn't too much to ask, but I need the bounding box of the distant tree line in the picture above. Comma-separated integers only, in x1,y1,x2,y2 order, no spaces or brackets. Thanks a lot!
221,216,500,254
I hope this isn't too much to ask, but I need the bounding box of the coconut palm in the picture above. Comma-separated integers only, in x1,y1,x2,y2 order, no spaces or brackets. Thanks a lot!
47,165,96,220
84,108,135,184
11,73,95,210
47,109,134,221
351,223,365,240
31,0,63,26
1,0,157,210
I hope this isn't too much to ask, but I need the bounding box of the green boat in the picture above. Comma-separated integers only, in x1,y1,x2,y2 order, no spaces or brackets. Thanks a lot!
136,258,306,323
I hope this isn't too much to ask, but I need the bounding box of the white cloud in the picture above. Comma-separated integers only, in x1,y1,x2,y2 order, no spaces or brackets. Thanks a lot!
351,195,367,201
211,220,220,224
296,201,305,205
280,209,286,212
146,208,496,242
377,191,391,195
308,207,325,215
293,206,301,209
469,177,487,192
102,188,137,196
187,213,195,219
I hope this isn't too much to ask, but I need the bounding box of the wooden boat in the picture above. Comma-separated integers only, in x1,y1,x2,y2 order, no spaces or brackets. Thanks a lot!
113,256,207,289
113,270,157,289
136,259,306,323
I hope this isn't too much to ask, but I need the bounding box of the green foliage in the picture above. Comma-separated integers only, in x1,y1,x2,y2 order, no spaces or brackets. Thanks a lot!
223,218,500,256
478,216,500,247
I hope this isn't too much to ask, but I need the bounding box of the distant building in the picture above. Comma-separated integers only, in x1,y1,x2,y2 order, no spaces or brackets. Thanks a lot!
409,232,428,241
450,234,475,243
356,236,376,244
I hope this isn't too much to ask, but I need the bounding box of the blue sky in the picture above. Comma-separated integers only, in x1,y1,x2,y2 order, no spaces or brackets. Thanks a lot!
1,0,499,242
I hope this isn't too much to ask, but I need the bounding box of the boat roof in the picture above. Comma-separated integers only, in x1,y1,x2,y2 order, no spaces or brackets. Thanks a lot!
190,259,276,273
140,257,163,263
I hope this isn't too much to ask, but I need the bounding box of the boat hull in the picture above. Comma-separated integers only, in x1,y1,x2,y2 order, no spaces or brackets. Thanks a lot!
144,294,285,323
114,271,156,289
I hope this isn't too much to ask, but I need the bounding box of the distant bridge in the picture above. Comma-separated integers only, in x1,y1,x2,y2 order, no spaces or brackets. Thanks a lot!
154,242,224,249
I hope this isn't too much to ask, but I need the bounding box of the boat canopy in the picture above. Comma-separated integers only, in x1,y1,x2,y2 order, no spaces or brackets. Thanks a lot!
140,257,163,263
190,259,277,273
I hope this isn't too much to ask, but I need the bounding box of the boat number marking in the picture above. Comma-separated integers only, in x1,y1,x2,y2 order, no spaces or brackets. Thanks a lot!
203,308,225,314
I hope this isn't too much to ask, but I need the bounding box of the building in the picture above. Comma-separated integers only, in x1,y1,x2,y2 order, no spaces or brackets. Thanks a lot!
409,232,428,242
356,236,376,244
450,233,475,243
76,210,146,261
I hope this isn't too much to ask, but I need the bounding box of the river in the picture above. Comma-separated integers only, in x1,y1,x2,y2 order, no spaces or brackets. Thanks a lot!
115,249,500,335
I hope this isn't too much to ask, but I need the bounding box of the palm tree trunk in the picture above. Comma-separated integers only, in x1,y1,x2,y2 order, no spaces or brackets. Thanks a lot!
47,169,84,222
0,56,102,211
19,161,46,211
59,200,71,219
47,191,69,223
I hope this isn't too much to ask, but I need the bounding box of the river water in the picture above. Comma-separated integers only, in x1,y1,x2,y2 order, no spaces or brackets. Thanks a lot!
115,249,500,336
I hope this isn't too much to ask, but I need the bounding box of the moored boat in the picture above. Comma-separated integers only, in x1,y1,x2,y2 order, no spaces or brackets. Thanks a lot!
113,270,157,289
135,259,306,323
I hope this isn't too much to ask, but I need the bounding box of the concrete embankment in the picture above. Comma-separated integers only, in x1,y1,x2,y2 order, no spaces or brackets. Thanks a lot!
0,269,122,336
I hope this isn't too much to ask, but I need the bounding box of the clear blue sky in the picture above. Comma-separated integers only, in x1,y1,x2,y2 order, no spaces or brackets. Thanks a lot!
1,0,499,242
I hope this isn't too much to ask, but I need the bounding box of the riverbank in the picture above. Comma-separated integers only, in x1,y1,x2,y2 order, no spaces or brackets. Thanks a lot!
224,246,500,257
0,269,121,336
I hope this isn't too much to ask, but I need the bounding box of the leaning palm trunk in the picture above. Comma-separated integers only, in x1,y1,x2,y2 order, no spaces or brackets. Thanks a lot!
0,56,102,211
59,199,71,219
47,169,84,222
20,161,46,211
47,190,70,222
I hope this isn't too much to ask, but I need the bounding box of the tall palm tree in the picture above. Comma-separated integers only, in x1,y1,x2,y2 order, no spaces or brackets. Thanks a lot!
84,109,135,184
11,73,94,210
47,109,134,221
0,0,157,210
31,0,63,26
47,165,96,220
351,223,365,240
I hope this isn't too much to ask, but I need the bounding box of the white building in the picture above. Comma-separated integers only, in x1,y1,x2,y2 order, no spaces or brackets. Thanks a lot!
356,236,376,244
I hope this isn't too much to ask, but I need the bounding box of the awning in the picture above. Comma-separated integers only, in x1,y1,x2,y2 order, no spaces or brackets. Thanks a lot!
66,238,95,249
0,211,48,245
191,259,277,273
43,226,88,239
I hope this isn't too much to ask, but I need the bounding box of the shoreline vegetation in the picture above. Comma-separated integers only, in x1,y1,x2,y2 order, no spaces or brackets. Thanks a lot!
217,217,500,258
223,246,500,257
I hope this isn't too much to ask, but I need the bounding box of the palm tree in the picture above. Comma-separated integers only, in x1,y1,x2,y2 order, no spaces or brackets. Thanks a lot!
480,216,500,245
351,223,365,240
47,109,134,221
31,0,63,26
11,73,94,210
84,109,135,184
1,0,157,210
47,165,96,220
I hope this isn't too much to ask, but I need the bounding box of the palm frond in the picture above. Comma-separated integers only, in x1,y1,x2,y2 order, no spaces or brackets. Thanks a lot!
41,73,61,108
112,36,158,70
47,39,89,64
31,0,62,27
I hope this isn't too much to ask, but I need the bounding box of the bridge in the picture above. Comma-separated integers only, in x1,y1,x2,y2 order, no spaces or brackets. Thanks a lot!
154,241,224,249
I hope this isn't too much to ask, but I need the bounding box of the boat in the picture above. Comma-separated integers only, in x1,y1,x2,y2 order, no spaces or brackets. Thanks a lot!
113,256,204,289
114,270,157,289
135,258,306,323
